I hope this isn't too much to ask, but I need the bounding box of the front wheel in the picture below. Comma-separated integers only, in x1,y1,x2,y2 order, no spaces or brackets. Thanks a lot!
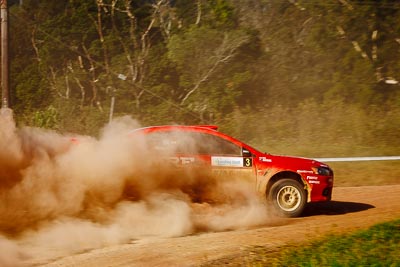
268,179,307,218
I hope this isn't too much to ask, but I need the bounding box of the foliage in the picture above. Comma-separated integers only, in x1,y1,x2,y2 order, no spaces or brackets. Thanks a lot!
30,105,59,129
6,0,400,157
167,25,250,108
326,161,400,187
219,96,400,158
270,219,400,267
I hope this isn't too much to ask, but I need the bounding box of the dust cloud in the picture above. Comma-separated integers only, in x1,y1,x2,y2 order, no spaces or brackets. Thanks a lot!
0,108,274,266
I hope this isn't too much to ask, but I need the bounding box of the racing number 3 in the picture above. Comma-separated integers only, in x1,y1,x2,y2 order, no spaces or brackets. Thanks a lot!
244,157,252,167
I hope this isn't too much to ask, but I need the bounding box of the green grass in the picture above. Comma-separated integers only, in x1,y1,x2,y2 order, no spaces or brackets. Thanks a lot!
249,219,400,267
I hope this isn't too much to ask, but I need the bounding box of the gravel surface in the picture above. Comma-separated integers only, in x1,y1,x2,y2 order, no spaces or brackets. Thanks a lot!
30,185,400,267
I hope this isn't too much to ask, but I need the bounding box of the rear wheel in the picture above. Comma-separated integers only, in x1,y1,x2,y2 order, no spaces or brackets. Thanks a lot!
269,179,306,217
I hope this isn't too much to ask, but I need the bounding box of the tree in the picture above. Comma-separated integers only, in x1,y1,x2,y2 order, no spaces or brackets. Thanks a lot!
167,26,249,105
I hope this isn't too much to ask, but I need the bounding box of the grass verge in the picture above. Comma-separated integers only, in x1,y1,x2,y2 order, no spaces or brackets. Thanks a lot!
247,219,400,267
327,160,400,187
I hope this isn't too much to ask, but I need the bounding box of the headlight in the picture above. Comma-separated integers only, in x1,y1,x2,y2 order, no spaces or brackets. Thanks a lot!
311,166,333,176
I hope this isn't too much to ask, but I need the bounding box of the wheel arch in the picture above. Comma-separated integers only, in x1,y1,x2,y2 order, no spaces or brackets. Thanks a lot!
265,171,309,200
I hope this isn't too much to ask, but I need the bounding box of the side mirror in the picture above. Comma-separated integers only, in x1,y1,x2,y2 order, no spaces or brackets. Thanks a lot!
242,148,252,157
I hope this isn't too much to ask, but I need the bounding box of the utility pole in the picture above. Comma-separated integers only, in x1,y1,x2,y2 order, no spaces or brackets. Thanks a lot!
1,0,8,109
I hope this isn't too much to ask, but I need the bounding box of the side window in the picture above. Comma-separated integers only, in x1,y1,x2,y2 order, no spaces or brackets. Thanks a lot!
145,130,241,156
145,131,196,154
194,133,241,156
145,131,177,152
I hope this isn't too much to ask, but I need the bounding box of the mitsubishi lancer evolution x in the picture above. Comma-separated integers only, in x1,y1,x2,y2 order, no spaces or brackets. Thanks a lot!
131,125,334,217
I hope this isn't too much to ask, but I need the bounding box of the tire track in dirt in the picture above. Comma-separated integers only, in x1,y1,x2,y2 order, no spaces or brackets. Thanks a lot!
34,184,400,267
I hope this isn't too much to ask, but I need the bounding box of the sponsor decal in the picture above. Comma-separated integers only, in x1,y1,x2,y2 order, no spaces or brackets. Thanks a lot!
180,157,195,164
259,157,272,162
306,175,320,184
211,157,244,167
244,157,253,167
169,157,195,165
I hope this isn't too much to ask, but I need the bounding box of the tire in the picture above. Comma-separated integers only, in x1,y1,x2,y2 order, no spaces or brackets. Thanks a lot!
268,179,307,218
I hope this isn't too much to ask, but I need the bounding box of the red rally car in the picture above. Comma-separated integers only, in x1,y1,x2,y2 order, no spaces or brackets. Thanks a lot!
131,125,334,217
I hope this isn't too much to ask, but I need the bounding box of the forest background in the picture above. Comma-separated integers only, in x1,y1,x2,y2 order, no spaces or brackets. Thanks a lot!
6,0,400,158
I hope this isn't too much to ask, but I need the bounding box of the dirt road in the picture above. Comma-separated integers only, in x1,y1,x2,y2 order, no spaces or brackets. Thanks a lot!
33,185,400,267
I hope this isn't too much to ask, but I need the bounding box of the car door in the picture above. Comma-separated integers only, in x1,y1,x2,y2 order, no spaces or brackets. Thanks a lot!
144,129,256,182
184,131,257,184
144,129,258,202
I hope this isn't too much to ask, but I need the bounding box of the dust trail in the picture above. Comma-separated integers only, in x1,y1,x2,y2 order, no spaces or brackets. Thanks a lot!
0,108,274,265
0,234,28,267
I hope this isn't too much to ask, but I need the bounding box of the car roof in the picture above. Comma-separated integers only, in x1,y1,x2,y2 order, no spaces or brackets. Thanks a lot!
130,125,219,133
129,125,261,154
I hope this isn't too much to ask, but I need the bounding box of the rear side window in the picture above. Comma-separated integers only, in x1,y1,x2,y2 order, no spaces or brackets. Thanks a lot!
193,133,241,156
145,130,241,156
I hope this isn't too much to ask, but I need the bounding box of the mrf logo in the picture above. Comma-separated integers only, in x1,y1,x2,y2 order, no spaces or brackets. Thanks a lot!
168,157,195,165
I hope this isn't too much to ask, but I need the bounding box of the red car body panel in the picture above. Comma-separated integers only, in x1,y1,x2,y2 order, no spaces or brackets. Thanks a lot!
131,125,334,205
